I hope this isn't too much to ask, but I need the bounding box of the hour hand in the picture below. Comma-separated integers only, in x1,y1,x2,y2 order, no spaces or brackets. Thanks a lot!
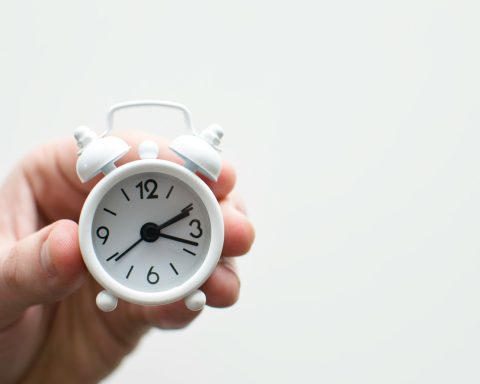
158,233,198,246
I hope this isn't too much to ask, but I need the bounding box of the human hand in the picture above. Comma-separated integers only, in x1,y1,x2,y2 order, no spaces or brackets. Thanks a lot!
0,132,255,383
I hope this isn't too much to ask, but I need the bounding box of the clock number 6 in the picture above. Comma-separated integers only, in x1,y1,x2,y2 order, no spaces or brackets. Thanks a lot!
189,219,203,238
147,266,160,284
96,226,109,244
135,179,159,199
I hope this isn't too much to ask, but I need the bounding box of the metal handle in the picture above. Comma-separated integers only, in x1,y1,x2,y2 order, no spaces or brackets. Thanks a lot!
104,100,196,137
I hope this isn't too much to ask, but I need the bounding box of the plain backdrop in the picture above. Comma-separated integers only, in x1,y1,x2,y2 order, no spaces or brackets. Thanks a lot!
1,1,480,383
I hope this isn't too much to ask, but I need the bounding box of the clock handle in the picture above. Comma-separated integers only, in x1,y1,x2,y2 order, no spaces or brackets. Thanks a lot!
104,100,197,137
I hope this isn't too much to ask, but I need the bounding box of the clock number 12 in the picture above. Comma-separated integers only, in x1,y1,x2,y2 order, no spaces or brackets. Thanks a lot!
135,179,159,199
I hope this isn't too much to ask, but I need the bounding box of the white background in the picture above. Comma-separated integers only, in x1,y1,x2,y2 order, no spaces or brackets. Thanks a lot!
1,1,480,383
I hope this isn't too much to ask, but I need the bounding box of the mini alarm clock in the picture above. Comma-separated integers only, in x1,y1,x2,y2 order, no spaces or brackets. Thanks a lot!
74,101,224,312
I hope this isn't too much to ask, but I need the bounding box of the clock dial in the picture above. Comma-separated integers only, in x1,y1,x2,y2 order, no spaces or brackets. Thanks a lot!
91,172,212,293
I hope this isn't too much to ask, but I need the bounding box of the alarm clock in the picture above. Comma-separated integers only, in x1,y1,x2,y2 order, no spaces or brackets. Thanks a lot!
73,101,224,312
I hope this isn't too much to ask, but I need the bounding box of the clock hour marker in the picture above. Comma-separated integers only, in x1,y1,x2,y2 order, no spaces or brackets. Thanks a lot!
166,185,174,199
170,262,179,275
126,265,134,279
103,208,117,216
107,252,119,261
183,248,196,256
121,188,130,201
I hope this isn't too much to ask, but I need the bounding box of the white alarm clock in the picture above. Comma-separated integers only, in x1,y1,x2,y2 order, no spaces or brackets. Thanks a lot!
74,101,224,312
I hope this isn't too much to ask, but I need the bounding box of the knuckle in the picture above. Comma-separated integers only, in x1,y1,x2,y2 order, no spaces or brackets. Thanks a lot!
165,312,197,330
167,319,192,330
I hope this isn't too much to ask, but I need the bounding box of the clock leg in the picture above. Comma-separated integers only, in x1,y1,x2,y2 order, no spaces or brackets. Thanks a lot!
96,290,118,312
184,289,206,311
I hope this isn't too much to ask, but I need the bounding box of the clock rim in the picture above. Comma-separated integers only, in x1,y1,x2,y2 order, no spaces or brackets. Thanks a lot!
78,159,224,305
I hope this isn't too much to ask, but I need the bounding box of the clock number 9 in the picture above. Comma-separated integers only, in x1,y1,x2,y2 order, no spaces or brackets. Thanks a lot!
189,219,203,238
135,179,158,199
96,226,109,244
147,266,160,284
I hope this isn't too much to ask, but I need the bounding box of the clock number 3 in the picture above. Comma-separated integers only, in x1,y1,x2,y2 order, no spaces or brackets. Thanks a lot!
189,219,203,238
135,179,159,199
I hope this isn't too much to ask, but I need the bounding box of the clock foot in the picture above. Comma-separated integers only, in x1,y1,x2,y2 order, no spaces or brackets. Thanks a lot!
96,290,118,312
184,289,206,311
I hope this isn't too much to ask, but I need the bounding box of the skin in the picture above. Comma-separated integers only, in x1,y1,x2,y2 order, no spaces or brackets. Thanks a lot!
0,132,255,383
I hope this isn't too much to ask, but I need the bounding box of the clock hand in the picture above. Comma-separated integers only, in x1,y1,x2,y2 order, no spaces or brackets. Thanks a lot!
157,233,199,246
156,203,193,231
114,238,143,262
114,204,195,262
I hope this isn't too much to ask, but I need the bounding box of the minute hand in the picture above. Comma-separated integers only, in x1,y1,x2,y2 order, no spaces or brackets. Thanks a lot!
157,204,193,231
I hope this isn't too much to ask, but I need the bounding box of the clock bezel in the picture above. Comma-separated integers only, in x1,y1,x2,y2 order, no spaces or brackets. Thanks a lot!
78,159,224,305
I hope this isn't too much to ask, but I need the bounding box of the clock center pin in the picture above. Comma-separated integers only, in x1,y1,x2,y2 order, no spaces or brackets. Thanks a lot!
140,222,160,242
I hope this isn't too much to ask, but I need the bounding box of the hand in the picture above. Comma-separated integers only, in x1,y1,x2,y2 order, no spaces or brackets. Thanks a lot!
0,132,255,384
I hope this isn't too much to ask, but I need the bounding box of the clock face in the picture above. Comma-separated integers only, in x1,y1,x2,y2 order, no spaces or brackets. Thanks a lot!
91,172,212,293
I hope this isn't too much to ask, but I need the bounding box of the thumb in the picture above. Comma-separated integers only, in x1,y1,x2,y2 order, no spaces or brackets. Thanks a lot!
0,220,86,328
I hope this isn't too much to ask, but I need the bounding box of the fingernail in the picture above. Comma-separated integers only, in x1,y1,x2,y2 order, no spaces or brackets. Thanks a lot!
40,238,57,278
